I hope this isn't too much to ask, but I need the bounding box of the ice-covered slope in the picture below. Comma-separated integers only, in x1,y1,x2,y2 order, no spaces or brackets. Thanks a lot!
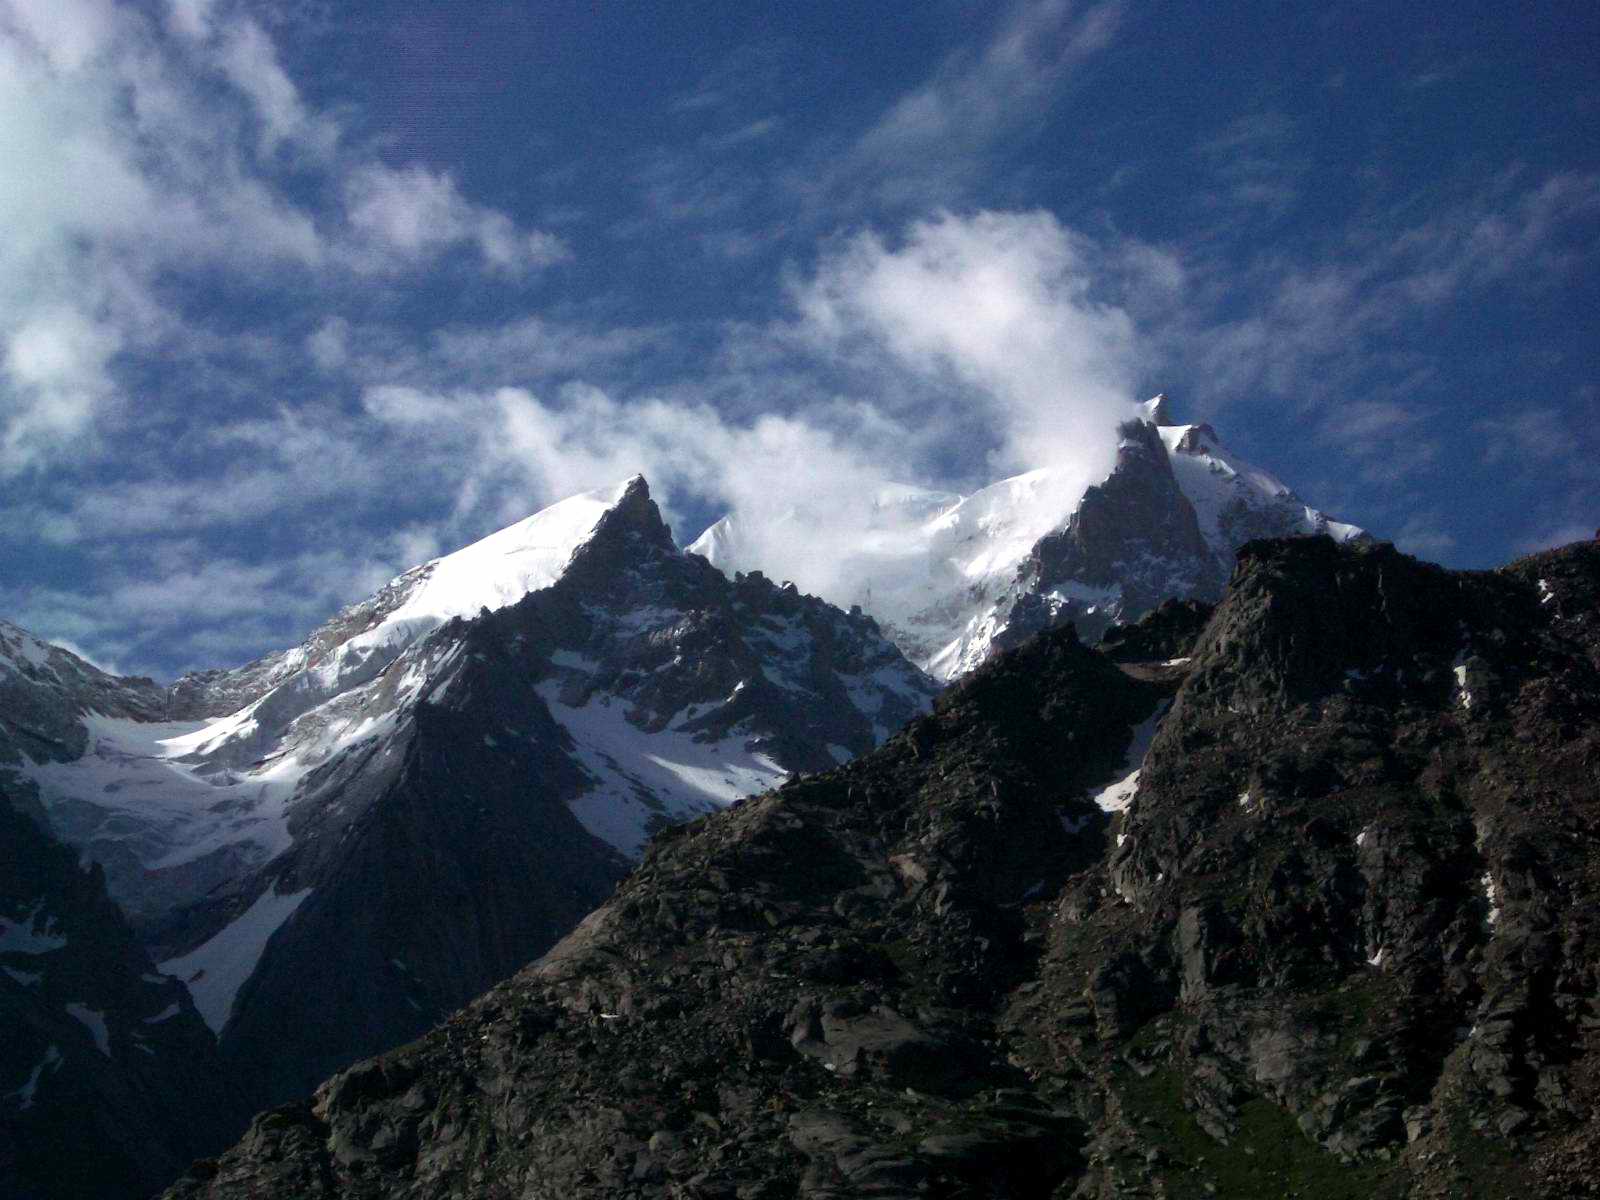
692,395,1365,679
164,478,643,750
692,469,1091,677
1160,419,1364,556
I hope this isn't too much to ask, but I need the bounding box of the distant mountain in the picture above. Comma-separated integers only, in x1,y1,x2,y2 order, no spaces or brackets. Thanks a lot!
691,395,1365,679
1,476,935,1117
164,536,1600,1200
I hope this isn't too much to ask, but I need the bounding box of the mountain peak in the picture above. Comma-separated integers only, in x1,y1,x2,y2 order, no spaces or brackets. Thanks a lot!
1142,392,1173,425
374,475,657,631
582,473,676,554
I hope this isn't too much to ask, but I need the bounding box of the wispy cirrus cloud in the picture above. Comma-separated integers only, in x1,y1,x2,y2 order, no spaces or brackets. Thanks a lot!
344,164,571,274
832,0,1125,211
1171,169,1600,413
1194,112,1304,215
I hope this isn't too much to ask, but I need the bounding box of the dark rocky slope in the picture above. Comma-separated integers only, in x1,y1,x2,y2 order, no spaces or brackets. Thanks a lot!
1,793,248,1200
166,536,1600,1200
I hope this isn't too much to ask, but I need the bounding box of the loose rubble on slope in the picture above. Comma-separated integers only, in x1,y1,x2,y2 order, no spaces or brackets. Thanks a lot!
166,537,1600,1199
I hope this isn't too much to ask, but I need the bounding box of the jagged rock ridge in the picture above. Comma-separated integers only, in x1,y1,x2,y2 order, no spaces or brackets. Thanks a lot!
164,536,1600,1199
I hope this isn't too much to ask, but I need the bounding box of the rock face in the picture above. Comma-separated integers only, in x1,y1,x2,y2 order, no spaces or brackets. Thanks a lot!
984,418,1226,661
0,620,167,768
0,791,248,1200
2,476,936,1127
163,537,1600,1199
691,395,1365,680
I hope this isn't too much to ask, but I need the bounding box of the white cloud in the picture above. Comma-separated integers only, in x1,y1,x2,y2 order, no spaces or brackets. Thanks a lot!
165,0,214,41
345,210,1153,617
0,3,565,476
306,317,349,372
344,164,570,274
794,209,1142,481
212,18,332,158
0,0,117,71
1,306,121,471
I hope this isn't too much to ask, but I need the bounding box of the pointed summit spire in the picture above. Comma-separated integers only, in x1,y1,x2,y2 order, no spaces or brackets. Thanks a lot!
1142,393,1173,426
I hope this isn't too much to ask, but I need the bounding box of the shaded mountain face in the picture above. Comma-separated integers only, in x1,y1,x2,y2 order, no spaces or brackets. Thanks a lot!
2,476,935,1119
690,395,1366,680
165,536,1600,1200
0,792,249,1200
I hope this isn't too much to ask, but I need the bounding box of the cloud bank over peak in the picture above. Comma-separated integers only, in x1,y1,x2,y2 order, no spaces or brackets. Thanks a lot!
795,209,1142,486
353,209,1150,618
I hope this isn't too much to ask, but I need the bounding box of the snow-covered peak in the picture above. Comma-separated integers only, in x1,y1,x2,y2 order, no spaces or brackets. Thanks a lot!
378,474,648,637
690,396,1365,679
1159,421,1365,556
925,467,1089,582
691,467,1092,679
1142,393,1173,425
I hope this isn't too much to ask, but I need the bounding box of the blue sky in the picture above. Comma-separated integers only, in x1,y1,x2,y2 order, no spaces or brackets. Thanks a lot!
2,0,1596,678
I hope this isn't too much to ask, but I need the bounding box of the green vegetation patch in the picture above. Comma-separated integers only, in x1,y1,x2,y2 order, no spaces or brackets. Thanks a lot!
1113,1062,1400,1200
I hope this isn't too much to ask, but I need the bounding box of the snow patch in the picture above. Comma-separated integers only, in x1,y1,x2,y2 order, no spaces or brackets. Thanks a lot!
1453,658,1473,709
1482,872,1500,928
4,967,42,987
540,682,787,858
9,1045,61,1110
65,1003,110,1056
0,621,59,678
143,1003,181,1024
0,900,67,955
159,883,312,1034
1089,702,1169,813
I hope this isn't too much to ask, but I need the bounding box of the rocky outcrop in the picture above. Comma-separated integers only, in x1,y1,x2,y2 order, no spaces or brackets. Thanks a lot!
0,621,167,768
165,537,1600,1200
990,419,1227,656
1053,537,1600,1197
1097,598,1214,664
